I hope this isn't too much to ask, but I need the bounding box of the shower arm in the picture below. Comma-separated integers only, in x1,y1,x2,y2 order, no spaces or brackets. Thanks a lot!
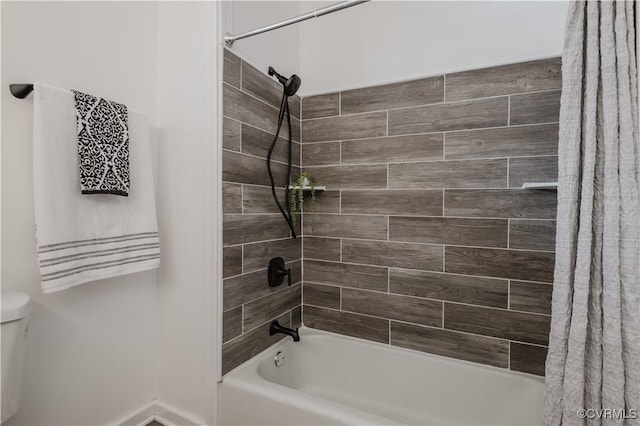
224,0,369,48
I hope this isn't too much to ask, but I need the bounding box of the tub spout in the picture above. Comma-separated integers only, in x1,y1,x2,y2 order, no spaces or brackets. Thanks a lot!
269,320,300,342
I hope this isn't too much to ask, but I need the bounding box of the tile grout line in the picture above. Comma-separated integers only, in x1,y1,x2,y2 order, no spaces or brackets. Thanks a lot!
300,89,561,125
260,258,553,286
386,110,389,136
303,303,549,348
303,286,550,318
443,74,447,103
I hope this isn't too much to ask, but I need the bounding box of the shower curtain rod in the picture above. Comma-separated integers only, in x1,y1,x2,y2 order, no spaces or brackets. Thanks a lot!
224,0,369,47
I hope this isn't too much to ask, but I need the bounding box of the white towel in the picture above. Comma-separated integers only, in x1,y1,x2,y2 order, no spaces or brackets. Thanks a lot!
33,82,160,293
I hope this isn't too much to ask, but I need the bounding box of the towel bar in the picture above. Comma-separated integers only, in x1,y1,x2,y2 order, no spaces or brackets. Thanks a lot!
9,84,34,99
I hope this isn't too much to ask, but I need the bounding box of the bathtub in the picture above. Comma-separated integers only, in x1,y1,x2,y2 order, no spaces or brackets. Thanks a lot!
220,328,544,425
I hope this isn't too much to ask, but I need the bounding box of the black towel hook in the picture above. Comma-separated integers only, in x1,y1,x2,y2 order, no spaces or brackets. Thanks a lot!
10,84,34,99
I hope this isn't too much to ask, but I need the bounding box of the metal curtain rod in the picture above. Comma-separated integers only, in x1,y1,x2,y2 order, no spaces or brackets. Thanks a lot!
224,0,369,47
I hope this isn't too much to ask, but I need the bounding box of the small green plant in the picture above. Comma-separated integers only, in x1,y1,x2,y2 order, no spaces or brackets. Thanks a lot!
290,171,316,232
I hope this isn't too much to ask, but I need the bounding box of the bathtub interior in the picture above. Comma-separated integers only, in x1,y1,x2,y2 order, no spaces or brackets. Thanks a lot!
251,328,544,425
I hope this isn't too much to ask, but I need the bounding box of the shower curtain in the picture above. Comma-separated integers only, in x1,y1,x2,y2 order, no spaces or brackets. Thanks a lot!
544,1,640,425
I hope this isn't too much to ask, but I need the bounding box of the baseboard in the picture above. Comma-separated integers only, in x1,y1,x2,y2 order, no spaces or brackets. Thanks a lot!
114,402,155,426
154,401,207,426
117,400,207,426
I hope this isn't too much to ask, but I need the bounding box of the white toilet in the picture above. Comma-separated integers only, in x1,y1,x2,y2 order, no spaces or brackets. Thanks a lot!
1,292,32,424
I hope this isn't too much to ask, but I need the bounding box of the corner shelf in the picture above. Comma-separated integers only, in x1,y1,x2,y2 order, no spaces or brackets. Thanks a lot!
521,182,558,190
287,185,326,191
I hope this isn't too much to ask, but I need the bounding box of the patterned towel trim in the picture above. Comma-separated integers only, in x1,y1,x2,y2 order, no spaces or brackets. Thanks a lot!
72,90,130,196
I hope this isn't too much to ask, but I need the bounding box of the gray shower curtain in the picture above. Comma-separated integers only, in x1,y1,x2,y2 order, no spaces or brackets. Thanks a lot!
544,1,640,425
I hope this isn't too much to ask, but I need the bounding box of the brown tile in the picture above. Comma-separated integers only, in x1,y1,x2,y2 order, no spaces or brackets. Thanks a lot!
302,92,339,119
223,307,242,343
241,61,300,118
223,150,293,187
445,58,562,102
222,312,289,374
303,305,389,344
223,49,241,88
342,134,443,164
291,306,302,328
304,164,387,189
510,281,553,315
444,189,557,219
508,156,558,188
444,302,551,345
342,288,442,327
242,238,301,273
341,190,443,216
342,239,443,271
223,246,242,278
303,237,341,261
510,342,548,376
303,214,387,240
389,269,508,309
289,259,302,287
242,185,287,214
388,97,508,135
241,124,300,166
303,282,340,309
304,259,388,292
445,124,559,160
223,261,301,310
509,219,556,251
302,142,341,166
302,112,387,142
389,159,507,189
223,183,242,214
305,190,340,214
389,216,508,248
391,322,509,368
510,91,561,126
223,116,241,151
223,214,291,246
224,83,277,134
445,246,555,283
341,76,444,114
243,285,301,331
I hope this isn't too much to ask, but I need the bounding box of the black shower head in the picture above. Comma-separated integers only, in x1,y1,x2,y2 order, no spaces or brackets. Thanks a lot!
269,66,301,97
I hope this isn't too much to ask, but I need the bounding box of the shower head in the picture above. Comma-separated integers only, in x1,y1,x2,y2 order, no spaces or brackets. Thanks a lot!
269,66,301,97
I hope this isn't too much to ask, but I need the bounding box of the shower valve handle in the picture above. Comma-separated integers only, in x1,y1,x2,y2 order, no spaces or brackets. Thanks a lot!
268,257,291,287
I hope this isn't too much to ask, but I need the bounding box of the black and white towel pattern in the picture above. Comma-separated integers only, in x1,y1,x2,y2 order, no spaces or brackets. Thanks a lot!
72,90,130,196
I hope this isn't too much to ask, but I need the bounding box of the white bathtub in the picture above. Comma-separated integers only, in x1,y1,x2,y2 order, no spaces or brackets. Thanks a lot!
220,328,544,425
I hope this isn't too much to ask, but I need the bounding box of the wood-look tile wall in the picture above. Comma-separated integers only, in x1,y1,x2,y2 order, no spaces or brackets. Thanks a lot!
300,58,560,376
222,49,302,374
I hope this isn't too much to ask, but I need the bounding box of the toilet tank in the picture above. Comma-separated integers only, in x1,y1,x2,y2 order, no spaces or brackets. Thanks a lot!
1,292,32,424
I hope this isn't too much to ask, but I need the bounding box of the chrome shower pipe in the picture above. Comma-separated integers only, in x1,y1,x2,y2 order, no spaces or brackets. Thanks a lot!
224,0,369,48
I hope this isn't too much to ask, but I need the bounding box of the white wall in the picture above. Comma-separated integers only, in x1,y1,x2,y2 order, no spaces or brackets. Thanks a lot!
223,1,301,80
299,1,568,95
155,2,219,424
1,2,220,425
1,2,159,425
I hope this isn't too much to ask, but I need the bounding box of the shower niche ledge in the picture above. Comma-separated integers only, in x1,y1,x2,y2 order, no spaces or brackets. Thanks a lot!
287,185,326,191
521,182,558,190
